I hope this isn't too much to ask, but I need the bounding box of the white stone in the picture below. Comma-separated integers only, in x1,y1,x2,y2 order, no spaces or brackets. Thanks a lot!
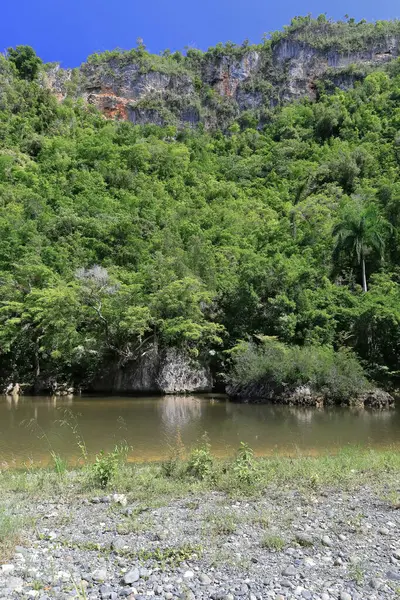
183,570,194,579
112,493,127,507
1,564,14,574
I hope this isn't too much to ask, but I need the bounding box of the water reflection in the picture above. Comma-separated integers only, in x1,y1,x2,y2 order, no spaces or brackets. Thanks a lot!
160,395,202,430
0,395,399,465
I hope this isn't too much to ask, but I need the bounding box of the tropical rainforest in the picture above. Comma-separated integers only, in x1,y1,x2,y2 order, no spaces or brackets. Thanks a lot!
1,19,400,391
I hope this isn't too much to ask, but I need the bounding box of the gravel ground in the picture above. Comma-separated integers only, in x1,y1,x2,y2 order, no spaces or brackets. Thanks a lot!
1,485,400,600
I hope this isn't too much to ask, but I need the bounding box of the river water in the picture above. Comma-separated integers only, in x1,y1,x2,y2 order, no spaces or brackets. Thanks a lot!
0,394,399,466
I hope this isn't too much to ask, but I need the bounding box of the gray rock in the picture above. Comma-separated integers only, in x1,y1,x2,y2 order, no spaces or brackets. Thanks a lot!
339,593,352,600
199,574,212,585
303,558,316,568
100,584,113,598
393,550,400,560
92,569,108,583
123,569,140,584
4,577,24,590
322,535,333,547
111,537,126,552
386,570,400,581
369,578,382,590
282,565,297,577
378,527,389,535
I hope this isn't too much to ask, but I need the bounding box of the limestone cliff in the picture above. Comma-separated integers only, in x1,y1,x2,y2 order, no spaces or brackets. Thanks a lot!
88,346,213,394
44,18,400,129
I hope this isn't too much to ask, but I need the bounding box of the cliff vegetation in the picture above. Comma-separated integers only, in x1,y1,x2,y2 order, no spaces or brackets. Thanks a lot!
1,18,400,395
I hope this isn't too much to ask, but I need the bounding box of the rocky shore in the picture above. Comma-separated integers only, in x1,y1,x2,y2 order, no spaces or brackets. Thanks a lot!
1,464,400,599
226,383,395,409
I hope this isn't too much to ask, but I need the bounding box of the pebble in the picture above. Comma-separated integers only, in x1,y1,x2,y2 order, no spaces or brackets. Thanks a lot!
112,494,127,507
378,527,389,535
303,558,316,567
322,535,333,547
386,570,400,581
369,578,382,590
100,583,113,598
92,569,108,582
123,569,140,584
0,484,397,600
183,570,194,579
1,565,14,574
111,537,126,552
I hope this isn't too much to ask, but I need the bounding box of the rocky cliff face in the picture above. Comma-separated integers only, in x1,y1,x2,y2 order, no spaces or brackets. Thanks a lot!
88,346,213,394
44,22,400,129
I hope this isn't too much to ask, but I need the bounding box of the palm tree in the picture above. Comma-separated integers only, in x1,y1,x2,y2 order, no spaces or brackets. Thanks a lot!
333,202,388,292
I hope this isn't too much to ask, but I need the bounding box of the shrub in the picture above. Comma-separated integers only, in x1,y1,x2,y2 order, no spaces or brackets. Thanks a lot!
186,434,213,480
228,338,368,401
161,430,186,478
231,442,259,485
89,444,128,488
260,534,285,551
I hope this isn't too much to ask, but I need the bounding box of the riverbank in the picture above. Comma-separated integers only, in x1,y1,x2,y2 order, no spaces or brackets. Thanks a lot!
1,449,400,599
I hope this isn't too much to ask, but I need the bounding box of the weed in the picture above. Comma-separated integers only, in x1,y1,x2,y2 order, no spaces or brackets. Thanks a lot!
117,515,154,535
250,510,270,529
260,533,285,551
207,513,237,535
231,442,259,485
161,430,186,478
89,444,129,488
32,580,44,591
51,452,68,478
0,505,23,560
138,544,202,568
186,434,213,481
348,512,365,533
348,562,365,585
72,577,88,600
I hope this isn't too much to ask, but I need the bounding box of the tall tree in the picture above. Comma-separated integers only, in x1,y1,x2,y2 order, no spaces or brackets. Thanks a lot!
7,46,42,81
333,202,388,292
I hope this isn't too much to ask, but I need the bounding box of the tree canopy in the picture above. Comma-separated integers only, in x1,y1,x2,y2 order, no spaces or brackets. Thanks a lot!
1,47,400,386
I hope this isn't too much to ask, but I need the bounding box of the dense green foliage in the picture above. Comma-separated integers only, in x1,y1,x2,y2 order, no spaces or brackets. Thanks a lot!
1,39,400,388
228,338,368,400
7,46,42,81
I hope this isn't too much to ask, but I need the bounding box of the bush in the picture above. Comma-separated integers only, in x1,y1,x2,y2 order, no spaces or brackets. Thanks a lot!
228,338,368,401
231,442,259,485
89,444,128,488
186,434,213,480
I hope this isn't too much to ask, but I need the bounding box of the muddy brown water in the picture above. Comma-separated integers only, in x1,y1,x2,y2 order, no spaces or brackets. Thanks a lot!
0,395,399,466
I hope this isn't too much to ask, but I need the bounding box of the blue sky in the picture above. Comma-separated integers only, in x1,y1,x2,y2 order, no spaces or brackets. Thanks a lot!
2,0,399,67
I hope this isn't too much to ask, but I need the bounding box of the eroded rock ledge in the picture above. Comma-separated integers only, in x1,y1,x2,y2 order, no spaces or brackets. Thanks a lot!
226,382,395,409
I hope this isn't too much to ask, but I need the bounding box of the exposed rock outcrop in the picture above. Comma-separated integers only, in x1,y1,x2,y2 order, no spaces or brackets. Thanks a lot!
88,346,212,394
226,380,395,408
43,25,400,129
